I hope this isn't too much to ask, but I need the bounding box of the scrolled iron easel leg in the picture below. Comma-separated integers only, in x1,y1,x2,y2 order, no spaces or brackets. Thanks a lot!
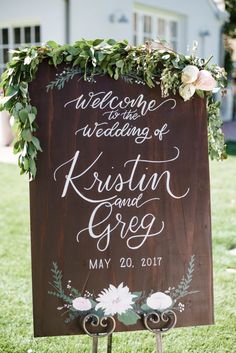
82,314,116,353
107,334,113,353
92,336,98,353
143,310,177,353
155,333,163,353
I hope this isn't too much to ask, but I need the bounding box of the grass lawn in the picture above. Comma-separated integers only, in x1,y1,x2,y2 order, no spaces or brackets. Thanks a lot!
0,157,236,353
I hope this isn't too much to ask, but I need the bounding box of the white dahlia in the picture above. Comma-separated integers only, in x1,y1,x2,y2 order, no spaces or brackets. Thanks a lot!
95,283,137,316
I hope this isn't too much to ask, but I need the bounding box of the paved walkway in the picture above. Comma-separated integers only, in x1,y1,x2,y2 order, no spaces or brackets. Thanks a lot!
0,121,235,165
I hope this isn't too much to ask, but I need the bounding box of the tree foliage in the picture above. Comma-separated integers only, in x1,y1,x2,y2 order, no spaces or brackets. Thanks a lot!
224,0,236,38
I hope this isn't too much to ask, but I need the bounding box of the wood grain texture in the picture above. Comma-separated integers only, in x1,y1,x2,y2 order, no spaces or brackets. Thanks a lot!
29,62,213,337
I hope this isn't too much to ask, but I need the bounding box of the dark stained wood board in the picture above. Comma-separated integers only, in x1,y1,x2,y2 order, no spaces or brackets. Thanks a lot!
29,61,213,337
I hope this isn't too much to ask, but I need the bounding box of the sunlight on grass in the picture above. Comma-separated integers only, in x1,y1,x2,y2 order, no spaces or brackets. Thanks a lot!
0,157,236,353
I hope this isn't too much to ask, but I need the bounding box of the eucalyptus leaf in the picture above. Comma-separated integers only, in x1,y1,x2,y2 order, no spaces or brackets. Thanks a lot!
28,113,36,124
132,291,142,299
32,137,42,151
196,89,205,99
46,41,59,49
116,60,124,68
30,159,37,178
21,129,32,142
19,109,29,123
117,310,140,325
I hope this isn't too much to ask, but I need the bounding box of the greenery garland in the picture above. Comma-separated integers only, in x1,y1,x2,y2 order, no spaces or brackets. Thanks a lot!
0,39,227,178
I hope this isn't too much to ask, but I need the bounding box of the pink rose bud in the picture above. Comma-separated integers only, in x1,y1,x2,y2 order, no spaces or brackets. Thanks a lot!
195,70,217,91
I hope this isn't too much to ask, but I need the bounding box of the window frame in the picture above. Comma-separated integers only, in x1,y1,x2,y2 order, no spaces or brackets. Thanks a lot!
133,9,180,51
0,24,41,75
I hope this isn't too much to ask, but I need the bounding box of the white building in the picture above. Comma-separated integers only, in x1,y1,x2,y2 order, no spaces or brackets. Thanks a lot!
0,0,228,75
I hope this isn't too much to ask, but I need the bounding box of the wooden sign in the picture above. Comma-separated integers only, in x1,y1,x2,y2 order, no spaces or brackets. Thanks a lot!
29,62,213,337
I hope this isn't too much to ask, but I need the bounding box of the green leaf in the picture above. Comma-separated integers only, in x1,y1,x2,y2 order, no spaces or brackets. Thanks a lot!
28,113,36,124
66,55,73,62
93,39,104,46
18,109,28,123
30,158,37,178
46,40,59,49
132,291,142,299
196,89,205,99
117,310,140,325
141,303,150,311
97,52,105,62
13,141,21,154
107,66,113,77
32,136,42,151
32,106,37,115
24,157,30,170
116,60,124,68
107,39,116,45
5,85,18,97
114,68,119,80
15,102,23,111
21,129,32,142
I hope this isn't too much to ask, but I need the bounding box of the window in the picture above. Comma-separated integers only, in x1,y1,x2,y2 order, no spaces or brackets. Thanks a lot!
0,25,41,75
133,13,138,45
170,21,178,51
143,15,152,42
133,11,180,51
0,28,10,74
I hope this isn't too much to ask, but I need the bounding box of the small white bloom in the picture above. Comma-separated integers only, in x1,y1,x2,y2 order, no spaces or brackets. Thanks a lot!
179,83,196,101
95,283,136,316
181,65,199,84
146,292,173,311
24,56,32,65
178,302,185,312
72,297,92,311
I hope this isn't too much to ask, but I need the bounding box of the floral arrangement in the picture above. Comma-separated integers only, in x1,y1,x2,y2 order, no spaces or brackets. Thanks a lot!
0,39,227,178
48,255,197,326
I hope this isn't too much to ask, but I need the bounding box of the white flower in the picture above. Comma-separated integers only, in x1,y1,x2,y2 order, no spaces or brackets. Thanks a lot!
95,283,136,316
146,292,173,311
179,83,196,101
72,297,92,311
181,65,199,84
24,56,32,65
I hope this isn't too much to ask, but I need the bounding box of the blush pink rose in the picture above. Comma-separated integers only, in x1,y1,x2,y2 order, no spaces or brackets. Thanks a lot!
72,297,92,311
195,70,217,91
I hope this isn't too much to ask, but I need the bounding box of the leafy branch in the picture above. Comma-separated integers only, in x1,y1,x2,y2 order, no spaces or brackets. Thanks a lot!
0,39,227,178
172,255,196,300
208,97,227,161
46,66,82,91
48,262,72,304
